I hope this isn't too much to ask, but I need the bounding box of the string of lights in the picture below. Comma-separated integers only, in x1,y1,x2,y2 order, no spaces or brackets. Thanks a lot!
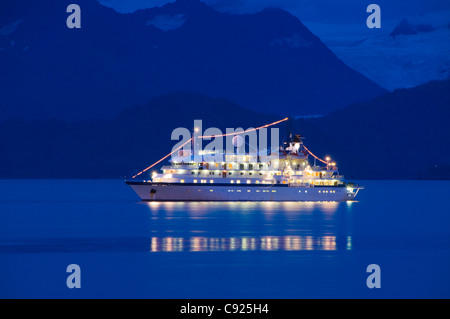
198,117,289,139
131,138,193,179
302,144,328,164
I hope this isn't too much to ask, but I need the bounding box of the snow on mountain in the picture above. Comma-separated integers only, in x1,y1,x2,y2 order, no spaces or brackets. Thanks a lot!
146,13,187,31
303,11,450,91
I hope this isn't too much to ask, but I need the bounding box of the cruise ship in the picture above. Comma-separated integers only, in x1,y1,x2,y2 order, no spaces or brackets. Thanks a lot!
126,122,363,201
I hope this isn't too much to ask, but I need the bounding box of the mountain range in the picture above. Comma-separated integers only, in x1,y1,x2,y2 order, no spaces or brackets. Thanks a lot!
0,0,386,121
292,79,450,179
0,79,448,180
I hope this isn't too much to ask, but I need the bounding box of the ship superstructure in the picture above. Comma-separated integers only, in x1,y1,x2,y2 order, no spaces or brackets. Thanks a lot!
126,129,362,201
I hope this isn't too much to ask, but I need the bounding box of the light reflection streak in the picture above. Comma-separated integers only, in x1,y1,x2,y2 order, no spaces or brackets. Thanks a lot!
149,235,350,252
146,201,340,215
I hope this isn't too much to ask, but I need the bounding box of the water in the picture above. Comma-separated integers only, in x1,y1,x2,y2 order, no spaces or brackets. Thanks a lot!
0,180,449,298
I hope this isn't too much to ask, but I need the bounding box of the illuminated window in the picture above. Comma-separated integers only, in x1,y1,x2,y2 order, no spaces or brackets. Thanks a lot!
237,190,241,192
180,179,185,183
247,190,251,192
305,190,308,193
193,179,198,183
210,180,214,183
230,180,234,184
256,190,260,192
236,180,241,184
247,180,251,184
210,190,213,192
272,190,276,192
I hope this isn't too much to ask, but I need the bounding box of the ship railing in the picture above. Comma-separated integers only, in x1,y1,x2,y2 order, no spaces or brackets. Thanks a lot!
288,182,312,187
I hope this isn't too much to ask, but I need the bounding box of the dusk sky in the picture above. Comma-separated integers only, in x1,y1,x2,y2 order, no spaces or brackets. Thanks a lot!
98,0,450,24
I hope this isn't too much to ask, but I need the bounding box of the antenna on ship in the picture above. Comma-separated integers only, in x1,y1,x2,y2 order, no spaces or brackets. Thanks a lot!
282,116,293,152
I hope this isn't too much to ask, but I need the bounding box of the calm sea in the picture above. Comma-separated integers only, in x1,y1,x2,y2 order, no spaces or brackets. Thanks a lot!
0,180,449,298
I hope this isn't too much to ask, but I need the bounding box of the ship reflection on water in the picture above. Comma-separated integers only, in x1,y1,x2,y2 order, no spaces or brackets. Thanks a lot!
150,235,352,252
145,201,353,252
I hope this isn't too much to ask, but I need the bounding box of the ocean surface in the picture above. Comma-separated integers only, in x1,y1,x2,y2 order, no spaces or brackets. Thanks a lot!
0,179,449,299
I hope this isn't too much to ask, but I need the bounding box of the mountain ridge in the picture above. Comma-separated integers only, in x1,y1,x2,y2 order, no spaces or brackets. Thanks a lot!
0,80,448,180
0,0,386,121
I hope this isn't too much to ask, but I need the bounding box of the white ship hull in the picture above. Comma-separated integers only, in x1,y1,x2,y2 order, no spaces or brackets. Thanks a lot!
126,181,359,201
